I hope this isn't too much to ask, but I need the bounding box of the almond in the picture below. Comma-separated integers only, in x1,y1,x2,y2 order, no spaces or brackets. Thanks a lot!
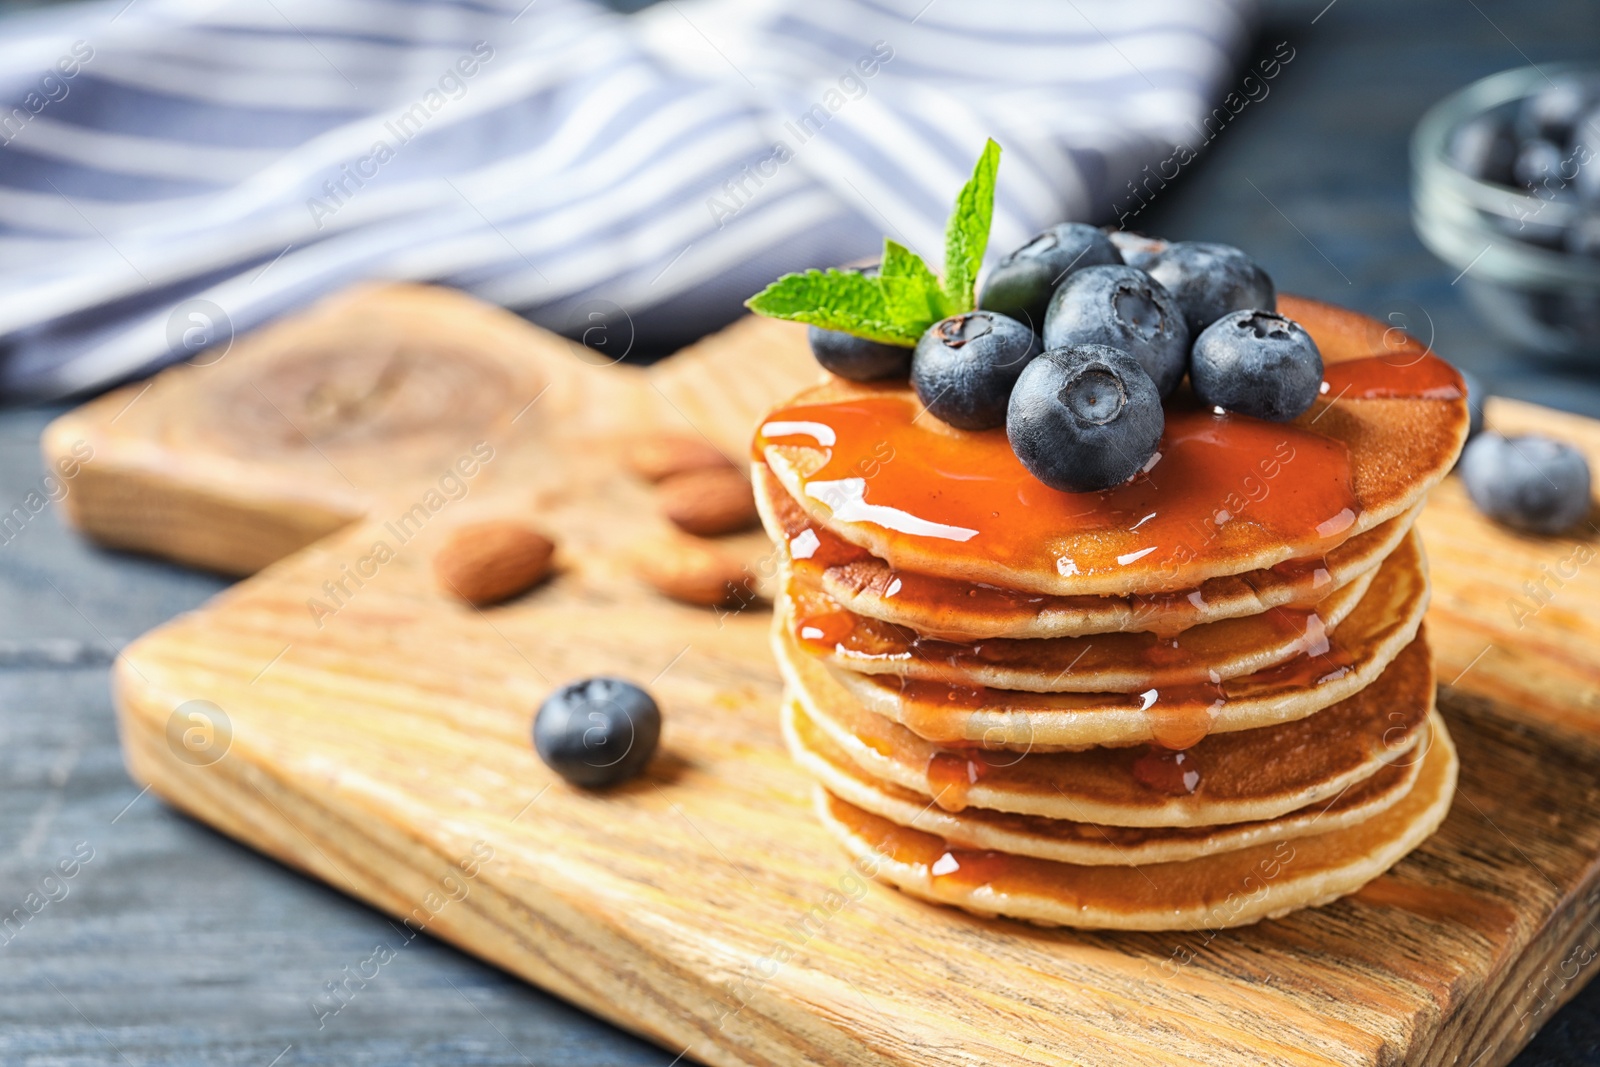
633,534,756,607
624,433,733,482
433,521,556,606
657,467,759,536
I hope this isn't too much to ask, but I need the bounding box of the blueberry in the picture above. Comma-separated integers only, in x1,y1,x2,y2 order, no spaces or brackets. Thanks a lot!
1190,310,1323,423
1041,265,1189,397
1144,242,1276,336
1457,367,1486,441
1106,230,1169,270
1519,76,1597,144
534,677,661,788
1448,112,1518,186
1006,344,1164,493
978,223,1122,333
1459,432,1592,535
808,326,912,381
911,311,1042,430
1514,138,1566,191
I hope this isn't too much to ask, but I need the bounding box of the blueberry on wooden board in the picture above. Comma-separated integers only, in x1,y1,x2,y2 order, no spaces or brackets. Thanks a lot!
1459,432,1592,535
535,678,661,787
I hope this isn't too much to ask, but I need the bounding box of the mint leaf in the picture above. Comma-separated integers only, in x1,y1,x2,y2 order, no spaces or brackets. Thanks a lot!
942,137,1001,311
878,238,949,328
744,139,1005,346
745,269,920,346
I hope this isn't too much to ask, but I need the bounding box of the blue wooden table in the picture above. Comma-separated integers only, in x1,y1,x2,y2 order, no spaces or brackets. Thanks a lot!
2,0,1598,1063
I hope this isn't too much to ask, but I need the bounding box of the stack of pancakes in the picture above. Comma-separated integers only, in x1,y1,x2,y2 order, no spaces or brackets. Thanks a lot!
753,296,1471,930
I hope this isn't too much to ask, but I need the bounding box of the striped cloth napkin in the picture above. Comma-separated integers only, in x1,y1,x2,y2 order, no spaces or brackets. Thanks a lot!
0,0,1255,399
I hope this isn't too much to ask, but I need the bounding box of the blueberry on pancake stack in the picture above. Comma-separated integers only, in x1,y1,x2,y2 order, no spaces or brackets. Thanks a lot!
745,148,1470,930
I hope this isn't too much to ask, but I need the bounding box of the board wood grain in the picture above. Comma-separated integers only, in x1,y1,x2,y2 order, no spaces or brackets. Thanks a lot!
47,284,1600,1066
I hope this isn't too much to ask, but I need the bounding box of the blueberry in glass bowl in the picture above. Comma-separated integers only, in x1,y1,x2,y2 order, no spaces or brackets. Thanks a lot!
1413,64,1600,358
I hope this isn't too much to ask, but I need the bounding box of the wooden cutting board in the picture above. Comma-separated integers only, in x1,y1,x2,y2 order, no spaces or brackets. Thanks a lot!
47,284,1600,1067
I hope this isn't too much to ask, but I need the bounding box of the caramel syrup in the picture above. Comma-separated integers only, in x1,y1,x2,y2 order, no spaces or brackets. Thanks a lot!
1321,352,1464,401
793,569,1341,691
1269,555,1335,594
1131,746,1201,796
768,462,1394,637
1138,683,1226,749
925,749,986,812
890,678,1010,746
866,618,1364,750
1131,612,1352,749
758,398,1353,590
896,677,988,711
866,819,1010,892
755,354,1459,589
927,846,1012,890
786,524,872,572
851,560,1334,640
794,609,856,648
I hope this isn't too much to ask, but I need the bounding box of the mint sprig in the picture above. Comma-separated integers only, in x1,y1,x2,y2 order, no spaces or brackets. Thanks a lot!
744,138,1002,345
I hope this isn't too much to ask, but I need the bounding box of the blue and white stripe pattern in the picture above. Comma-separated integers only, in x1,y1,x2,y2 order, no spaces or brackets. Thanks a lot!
0,0,1254,399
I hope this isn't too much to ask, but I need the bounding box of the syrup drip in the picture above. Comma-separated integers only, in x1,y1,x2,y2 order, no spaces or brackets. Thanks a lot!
1227,637,1357,697
925,749,985,812
787,525,873,573
1163,621,1355,737
794,610,856,649
1131,746,1202,796
1270,555,1335,594
893,678,997,743
927,845,1011,889
1138,684,1225,749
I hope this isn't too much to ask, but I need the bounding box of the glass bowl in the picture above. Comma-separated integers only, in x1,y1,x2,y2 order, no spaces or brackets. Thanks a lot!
1412,63,1600,357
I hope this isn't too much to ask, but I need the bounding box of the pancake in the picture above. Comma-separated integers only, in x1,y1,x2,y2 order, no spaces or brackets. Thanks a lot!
755,296,1468,598
755,462,1420,642
817,615,1428,751
777,550,1430,749
814,711,1457,930
785,632,1434,827
781,532,1408,694
783,695,1429,867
